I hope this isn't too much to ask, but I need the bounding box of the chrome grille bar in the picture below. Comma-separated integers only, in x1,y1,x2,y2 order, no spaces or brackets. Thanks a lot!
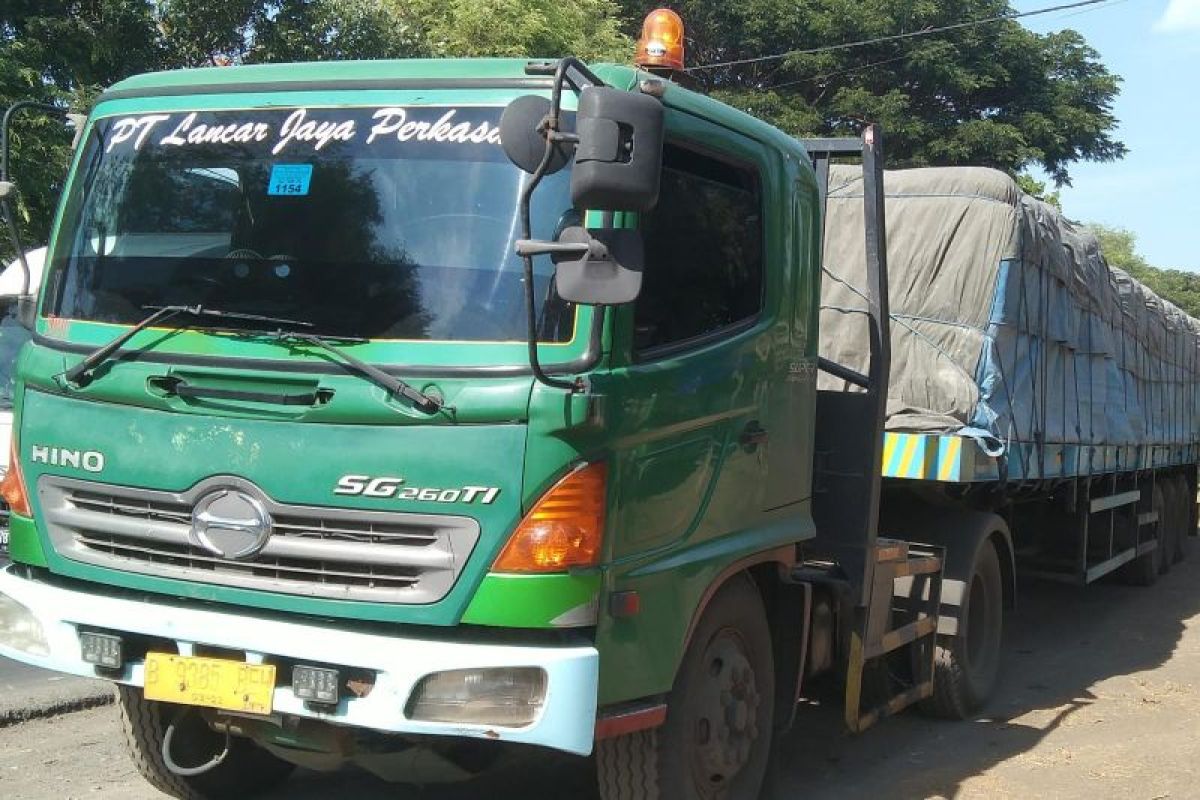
38,475,479,604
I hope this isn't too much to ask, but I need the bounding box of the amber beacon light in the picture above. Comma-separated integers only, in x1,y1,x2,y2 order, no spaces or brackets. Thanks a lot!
635,8,686,72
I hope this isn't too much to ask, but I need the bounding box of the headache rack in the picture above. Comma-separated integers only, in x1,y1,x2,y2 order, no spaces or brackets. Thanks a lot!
796,127,945,730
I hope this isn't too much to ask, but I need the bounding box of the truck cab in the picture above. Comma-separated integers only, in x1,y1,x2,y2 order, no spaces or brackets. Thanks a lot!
0,56,852,797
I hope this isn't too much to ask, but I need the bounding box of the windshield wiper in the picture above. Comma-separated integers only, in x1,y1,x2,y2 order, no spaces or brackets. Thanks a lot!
63,306,442,413
63,304,314,386
273,331,442,413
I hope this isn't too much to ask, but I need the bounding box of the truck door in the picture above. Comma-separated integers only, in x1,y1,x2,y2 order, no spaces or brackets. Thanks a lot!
608,122,775,558
761,181,821,510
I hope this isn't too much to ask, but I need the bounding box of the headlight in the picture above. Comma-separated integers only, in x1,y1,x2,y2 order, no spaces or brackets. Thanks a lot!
0,591,49,656
406,667,547,728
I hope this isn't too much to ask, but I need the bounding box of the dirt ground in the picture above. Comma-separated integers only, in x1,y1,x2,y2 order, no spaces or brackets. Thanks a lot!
2,556,1199,800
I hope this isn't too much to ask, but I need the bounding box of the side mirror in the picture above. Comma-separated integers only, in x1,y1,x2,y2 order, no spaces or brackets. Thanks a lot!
499,96,575,176
554,227,644,305
570,86,664,212
516,226,644,305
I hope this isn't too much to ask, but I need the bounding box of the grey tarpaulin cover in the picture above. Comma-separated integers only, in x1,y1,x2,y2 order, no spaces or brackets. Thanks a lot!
819,165,1200,458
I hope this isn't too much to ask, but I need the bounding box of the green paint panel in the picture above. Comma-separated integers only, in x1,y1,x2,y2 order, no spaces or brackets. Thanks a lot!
6,514,47,566
19,385,531,625
461,573,601,628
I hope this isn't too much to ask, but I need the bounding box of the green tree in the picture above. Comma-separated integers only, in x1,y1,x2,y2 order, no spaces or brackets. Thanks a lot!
0,1,168,262
0,0,632,261
1015,174,1060,209
618,0,1124,185
1090,224,1200,318
392,0,631,61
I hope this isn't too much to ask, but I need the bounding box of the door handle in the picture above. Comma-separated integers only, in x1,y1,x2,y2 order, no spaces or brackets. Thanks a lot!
739,421,769,448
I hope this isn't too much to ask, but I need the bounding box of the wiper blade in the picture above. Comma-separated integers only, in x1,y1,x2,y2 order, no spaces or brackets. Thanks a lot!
64,304,191,386
144,305,315,330
64,304,314,386
275,332,443,414
63,305,441,413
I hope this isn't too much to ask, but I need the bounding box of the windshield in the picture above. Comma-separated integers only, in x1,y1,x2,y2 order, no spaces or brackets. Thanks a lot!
47,106,577,343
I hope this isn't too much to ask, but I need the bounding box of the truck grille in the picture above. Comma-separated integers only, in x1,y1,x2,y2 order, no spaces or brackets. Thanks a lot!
37,476,479,604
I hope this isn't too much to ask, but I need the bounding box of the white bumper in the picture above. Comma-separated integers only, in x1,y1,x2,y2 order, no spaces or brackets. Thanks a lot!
0,567,600,755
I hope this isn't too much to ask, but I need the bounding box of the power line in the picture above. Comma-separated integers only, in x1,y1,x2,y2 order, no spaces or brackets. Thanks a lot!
685,0,1114,72
764,53,916,92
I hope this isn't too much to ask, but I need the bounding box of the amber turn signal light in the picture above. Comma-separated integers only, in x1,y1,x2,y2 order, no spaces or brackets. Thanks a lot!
635,8,686,72
493,463,607,573
0,439,31,516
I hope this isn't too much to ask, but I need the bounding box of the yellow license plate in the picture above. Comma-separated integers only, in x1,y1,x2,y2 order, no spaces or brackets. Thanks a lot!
143,652,276,715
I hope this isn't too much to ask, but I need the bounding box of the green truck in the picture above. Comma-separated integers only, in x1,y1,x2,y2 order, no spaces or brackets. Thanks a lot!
0,49,1195,800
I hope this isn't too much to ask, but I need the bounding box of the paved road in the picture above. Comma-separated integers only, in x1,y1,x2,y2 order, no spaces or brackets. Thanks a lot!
3,554,1200,798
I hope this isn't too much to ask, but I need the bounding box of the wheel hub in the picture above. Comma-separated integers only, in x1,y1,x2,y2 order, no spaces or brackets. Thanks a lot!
692,633,760,791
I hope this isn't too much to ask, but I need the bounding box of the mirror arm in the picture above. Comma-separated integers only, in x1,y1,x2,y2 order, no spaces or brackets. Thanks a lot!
516,65,587,395
515,239,591,258
2,101,67,182
1,101,69,297
525,58,605,94
0,201,29,295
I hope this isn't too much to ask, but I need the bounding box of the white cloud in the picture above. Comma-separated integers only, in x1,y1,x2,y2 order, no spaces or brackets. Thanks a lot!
1155,0,1200,32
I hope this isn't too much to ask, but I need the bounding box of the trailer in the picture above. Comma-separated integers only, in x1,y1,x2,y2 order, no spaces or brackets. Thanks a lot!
0,11,1193,799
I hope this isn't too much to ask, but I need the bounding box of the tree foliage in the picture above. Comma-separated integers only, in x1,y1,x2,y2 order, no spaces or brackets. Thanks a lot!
619,0,1124,185
0,0,1126,263
391,0,631,61
1015,174,1060,210
1090,224,1200,319
0,0,629,260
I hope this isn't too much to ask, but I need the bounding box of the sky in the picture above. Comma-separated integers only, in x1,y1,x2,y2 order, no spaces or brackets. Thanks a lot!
1014,0,1199,271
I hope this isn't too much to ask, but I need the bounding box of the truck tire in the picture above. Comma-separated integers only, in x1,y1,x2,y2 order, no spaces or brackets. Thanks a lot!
117,686,293,800
1169,475,1193,563
921,539,1003,720
1156,479,1176,575
1123,483,1165,586
596,575,774,800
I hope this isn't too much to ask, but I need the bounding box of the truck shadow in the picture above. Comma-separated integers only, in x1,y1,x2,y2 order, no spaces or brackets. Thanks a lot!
259,557,1200,799
766,555,1200,800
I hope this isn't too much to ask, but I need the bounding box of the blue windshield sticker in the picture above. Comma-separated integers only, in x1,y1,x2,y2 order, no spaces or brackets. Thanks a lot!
268,163,313,196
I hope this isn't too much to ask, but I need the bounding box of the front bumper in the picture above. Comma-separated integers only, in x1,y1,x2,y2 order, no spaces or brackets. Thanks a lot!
0,567,600,755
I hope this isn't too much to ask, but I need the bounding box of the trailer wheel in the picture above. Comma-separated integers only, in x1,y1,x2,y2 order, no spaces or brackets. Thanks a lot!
596,575,774,800
1156,480,1176,575
921,539,1003,720
1169,475,1193,563
117,686,293,800
1123,483,1165,586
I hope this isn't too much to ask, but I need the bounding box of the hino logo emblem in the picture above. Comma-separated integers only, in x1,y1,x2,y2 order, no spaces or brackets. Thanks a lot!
30,445,105,472
190,489,273,561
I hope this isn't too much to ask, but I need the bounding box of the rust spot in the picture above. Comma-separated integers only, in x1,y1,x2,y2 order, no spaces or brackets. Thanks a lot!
483,729,500,740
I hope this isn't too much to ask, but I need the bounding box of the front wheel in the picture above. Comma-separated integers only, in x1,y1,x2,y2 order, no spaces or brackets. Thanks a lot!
117,686,294,800
596,575,775,799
